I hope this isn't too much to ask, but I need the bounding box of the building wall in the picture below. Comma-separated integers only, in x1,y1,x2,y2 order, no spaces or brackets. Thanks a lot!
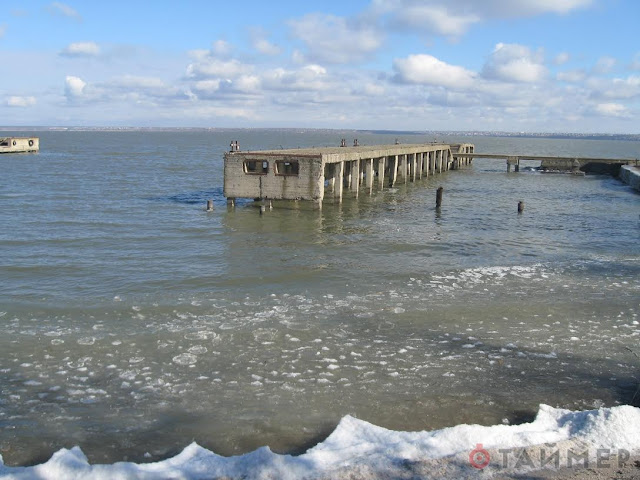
223,153,324,201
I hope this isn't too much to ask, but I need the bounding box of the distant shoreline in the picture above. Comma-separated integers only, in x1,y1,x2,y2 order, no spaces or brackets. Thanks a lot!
0,126,638,142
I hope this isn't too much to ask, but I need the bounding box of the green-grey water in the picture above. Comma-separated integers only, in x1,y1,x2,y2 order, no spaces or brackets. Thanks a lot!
1,129,639,466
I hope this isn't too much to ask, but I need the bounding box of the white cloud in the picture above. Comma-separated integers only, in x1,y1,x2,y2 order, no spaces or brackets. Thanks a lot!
253,38,281,56
553,52,570,65
482,43,547,83
485,0,594,15
194,79,222,94
589,75,640,100
393,54,475,88
186,58,252,80
592,56,616,74
48,2,81,20
211,40,231,57
594,103,629,117
391,4,480,37
60,42,100,57
371,0,593,37
363,83,385,96
110,75,165,89
234,75,261,93
65,75,87,99
288,14,382,64
557,69,586,83
631,53,640,71
6,96,36,107
262,65,329,92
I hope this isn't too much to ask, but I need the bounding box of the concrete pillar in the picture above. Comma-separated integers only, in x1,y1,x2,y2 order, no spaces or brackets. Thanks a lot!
390,155,398,186
351,159,360,196
411,153,417,182
365,158,374,194
417,153,423,180
405,154,410,182
378,157,385,189
345,161,352,189
327,164,335,191
397,155,406,184
443,149,449,170
334,161,344,202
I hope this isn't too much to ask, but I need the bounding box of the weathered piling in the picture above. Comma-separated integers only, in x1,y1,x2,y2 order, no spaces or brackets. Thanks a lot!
436,187,444,208
518,201,524,213
206,200,214,211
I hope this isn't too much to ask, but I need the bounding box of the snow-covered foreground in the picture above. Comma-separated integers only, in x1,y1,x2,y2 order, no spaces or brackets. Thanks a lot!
2,404,639,480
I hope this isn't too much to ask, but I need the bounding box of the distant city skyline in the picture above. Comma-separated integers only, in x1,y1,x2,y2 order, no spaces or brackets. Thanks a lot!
1,0,639,133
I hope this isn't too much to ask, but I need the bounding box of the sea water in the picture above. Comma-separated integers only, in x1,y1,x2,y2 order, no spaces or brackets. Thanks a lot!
0,129,639,466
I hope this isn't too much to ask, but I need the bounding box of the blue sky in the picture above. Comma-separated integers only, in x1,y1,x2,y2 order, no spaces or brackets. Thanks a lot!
1,0,639,132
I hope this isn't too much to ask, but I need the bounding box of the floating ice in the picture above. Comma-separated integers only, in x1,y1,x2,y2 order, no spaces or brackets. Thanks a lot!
172,353,197,366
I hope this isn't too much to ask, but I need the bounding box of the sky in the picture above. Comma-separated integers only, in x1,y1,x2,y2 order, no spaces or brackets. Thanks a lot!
1,0,639,132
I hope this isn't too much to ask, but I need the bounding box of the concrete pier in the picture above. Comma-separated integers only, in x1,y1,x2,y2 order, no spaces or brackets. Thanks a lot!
619,165,640,192
224,142,474,208
0,137,39,154
453,152,636,174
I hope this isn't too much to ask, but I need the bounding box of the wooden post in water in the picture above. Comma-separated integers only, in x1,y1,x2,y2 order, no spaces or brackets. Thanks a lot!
518,200,524,214
436,187,444,208
206,200,214,211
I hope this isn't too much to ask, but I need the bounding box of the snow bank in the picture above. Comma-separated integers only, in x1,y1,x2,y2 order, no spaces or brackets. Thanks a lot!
2,404,640,479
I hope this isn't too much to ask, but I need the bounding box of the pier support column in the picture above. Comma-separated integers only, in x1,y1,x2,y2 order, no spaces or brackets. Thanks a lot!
411,154,417,182
390,155,398,187
437,151,442,173
417,153,423,180
397,155,407,184
378,157,385,189
326,164,335,191
345,162,352,189
443,149,449,170
351,160,360,197
334,162,344,202
365,158,374,194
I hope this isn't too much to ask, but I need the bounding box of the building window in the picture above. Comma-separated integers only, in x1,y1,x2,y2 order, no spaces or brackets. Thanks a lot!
244,160,269,175
275,160,299,176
